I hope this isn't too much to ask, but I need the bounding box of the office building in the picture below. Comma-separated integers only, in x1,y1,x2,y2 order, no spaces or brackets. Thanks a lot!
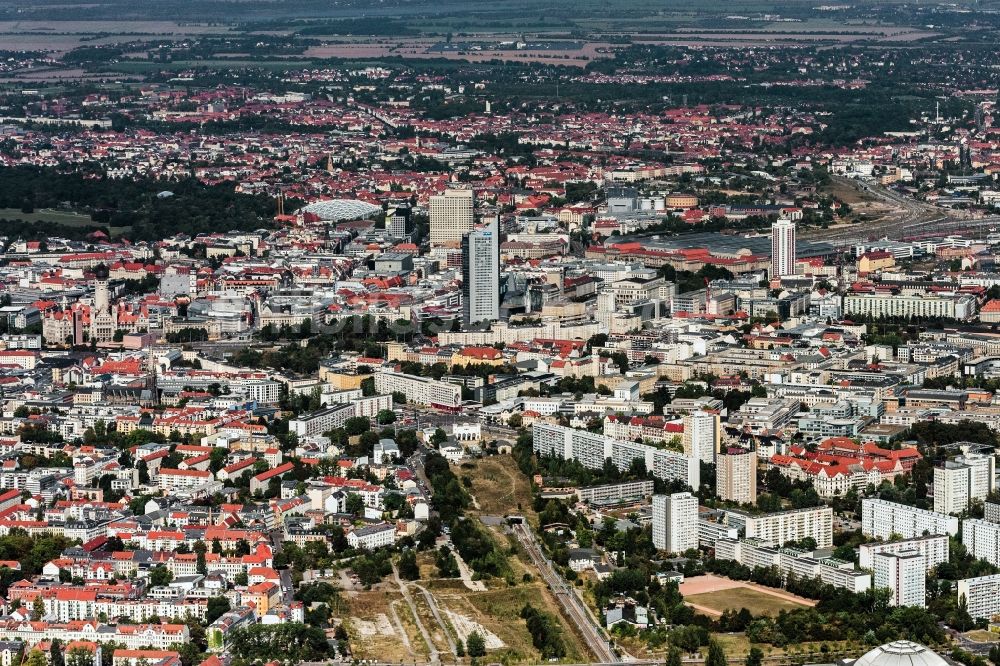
716,449,757,505
462,218,500,326
682,410,720,464
873,550,926,607
652,492,698,554
861,498,959,540
771,218,796,278
388,205,412,240
429,188,474,247
859,534,949,573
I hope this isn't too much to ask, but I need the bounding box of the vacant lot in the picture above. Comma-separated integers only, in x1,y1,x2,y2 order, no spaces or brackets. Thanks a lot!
461,455,536,520
427,579,589,663
345,589,429,663
680,574,814,617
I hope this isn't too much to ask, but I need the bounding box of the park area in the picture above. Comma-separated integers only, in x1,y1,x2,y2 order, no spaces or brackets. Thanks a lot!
680,574,815,617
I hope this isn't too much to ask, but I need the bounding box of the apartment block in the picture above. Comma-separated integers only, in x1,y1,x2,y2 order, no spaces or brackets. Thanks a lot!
531,423,699,489
374,370,462,410
934,461,972,515
962,518,1000,567
715,538,870,593
858,534,949,572
861,498,959,540
873,550,926,607
957,574,1000,621
725,506,834,548
576,480,654,504
716,449,757,505
652,492,698,554
682,410,719,464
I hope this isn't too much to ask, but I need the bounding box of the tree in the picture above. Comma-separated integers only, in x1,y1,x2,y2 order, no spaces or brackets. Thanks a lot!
344,416,370,436
66,648,93,666
26,649,47,666
376,409,395,425
148,564,173,587
466,631,486,658
170,641,203,666
746,646,764,666
346,493,364,516
234,571,248,586
666,646,683,666
33,594,45,619
398,550,420,581
206,596,231,624
50,639,64,666
227,623,334,662
706,639,727,666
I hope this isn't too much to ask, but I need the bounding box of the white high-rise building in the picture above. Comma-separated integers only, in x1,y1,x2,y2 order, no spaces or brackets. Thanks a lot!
771,217,796,278
652,492,698,554
873,550,926,607
934,461,972,515
716,449,757,505
956,452,996,502
962,518,1000,567
682,411,719,464
429,188,474,247
726,506,834,548
861,498,959,539
462,218,500,326
958,574,1000,621
859,534,949,572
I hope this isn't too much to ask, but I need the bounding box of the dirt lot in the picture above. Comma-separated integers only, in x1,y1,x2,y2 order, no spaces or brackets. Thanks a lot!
345,589,430,662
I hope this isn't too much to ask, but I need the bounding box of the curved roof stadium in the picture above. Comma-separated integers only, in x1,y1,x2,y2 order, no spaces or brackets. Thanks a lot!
853,642,948,666
301,199,381,222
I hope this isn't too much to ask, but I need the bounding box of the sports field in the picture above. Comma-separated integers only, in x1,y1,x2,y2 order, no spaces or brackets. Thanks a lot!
680,574,814,617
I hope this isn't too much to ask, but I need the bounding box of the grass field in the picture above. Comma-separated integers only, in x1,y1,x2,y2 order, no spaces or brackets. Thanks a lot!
0,207,97,226
685,587,810,617
0,208,133,236
965,630,1000,643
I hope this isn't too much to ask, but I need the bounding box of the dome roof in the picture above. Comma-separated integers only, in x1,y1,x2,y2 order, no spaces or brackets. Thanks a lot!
853,641,948,666
301,199,381,222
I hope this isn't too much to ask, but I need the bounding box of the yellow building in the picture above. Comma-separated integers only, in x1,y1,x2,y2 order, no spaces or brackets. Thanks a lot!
857,251,895,274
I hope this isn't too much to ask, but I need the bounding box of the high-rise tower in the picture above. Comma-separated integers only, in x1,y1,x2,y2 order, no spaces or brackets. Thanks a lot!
771,217,797,278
